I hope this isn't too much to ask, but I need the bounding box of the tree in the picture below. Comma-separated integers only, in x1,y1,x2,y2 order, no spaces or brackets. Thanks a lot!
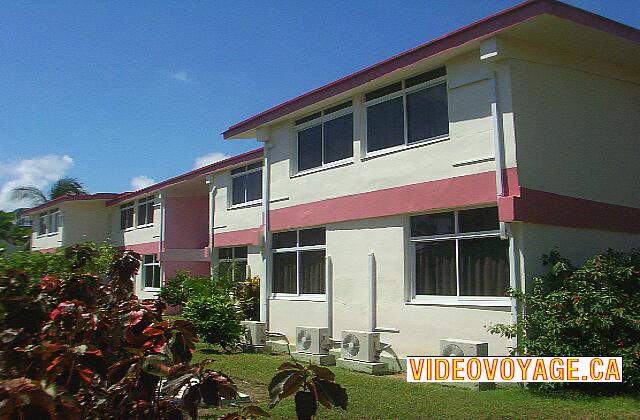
0,211,30,252
11,177,87,206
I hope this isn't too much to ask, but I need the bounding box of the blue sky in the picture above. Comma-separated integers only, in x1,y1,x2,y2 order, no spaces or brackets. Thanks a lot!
0,0,638,210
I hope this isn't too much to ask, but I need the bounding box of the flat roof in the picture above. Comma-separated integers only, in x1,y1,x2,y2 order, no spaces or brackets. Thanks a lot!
223,0,639,140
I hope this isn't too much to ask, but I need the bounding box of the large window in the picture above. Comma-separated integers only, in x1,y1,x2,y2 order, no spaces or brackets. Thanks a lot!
48,208,61,233
137,195,155,226
231,162,262,205
37,213,47,236
272,227,326,296
218,246,248,281
410,207,509,303
295,101,354,172
365,67,448,153
120,201,134,230
142,254,161,289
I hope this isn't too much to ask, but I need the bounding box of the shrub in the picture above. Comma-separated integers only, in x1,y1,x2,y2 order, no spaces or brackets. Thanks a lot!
159,270,213,307
489,249,640,389
232,276,260,321
183,293,244,348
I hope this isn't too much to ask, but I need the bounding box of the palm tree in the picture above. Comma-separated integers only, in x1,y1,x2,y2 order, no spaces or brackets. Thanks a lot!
11,177,87,205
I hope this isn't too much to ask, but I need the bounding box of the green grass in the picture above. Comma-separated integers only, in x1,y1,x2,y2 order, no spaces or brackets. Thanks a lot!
191,348,640,419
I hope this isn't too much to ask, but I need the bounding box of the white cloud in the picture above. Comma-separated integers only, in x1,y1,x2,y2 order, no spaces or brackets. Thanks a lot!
171,71,191,82
130,175,156,191
193,152,231,169
0,154,74,211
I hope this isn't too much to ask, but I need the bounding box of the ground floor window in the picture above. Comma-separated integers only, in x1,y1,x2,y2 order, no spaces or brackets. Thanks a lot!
142,254,161,289
410,207,509,301
272,227,326,296
218,246,248,281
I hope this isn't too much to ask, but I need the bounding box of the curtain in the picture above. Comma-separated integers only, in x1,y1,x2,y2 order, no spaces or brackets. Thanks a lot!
273,252,296,293
459,237,509,297
415,241,456,295
300,250,325,294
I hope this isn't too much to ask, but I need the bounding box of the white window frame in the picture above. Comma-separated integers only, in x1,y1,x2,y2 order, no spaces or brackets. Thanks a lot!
294,102,354,174
364,72,449,158
120,201,135,231
47,208,61,235
136,195,155,227
229,163,263,208
142,254,161,291
409,207,510,307
218,246,248,282
37,212,48,236
271,229,326,301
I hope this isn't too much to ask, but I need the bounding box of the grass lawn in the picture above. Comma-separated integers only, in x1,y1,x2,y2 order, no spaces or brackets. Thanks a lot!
191,348,640,419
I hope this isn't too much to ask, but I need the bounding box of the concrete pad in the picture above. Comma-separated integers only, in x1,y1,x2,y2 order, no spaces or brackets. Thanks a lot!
266,340,294,354
336,358,387,375
241,344,270,354
291,352,336,366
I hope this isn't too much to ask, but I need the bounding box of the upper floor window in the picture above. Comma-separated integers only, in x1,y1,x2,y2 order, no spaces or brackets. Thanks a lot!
272,227,326,296
365,67,448,154
231,162,262,206
218,246,248,281
142,254,161,289
137,195,155,226
295,101,354,172
37,213,47,236
48,208,61,233
120,201,134,230
410,206,509,303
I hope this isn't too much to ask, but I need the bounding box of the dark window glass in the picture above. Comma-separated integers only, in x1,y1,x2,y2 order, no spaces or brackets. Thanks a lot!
146,201,154,224
411,212,455,237
295,112,321,126
231,166,246,175
143,254,160,288
459,207,499,233
366,97,404,152
407,83,449,143
299,228,326,246
300,250,326,294
234,246,248,259
405,67,446,88
272,231,297,249
246,170,262,202
324,100,352,115
323,113,353,164
38,214,47,235
120,206,134,230
297,124,323,171
218,247,233,260
248,161,262,170
459,237,509,297
232,175,246,205
273,252,297,293
415,241,456,295
365,82,402,102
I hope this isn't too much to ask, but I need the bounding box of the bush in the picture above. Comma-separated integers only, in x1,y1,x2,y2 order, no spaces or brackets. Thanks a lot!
183,293,244,348
232,276,260,321
489,249,640,389
158,270,213,307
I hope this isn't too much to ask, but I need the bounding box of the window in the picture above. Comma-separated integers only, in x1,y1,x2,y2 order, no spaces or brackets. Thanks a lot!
48,209,61,233
137,195,155,226
120,202,134,230
410,207,509,303
272,227,326,296
295,101,354,172
365,67,448,153
218,246,248,281
37,213,47,236
231,162,262,205
142,254,161,289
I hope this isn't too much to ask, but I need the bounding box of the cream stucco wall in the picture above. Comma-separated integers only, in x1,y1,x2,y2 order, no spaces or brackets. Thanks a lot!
509,41,640,207
108,199,162,247
211,166,264,236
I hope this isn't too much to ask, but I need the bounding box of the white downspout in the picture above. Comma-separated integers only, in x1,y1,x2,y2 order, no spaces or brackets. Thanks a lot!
206,176,216,275
325,255,333,338
368,252,376,332
257,128,272,328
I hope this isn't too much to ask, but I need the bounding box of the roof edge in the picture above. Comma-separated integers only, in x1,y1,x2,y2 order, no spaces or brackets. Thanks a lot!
25,193,122,215
222,0,639,139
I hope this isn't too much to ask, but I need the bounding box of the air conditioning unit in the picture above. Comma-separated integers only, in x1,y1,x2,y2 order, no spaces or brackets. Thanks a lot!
241,321,266,346
440,338,488,357
295,327,331,355
341,330,381,363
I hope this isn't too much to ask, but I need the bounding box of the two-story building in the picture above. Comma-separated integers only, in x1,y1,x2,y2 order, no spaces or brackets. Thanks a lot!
28,0,639,358
220,0,640,356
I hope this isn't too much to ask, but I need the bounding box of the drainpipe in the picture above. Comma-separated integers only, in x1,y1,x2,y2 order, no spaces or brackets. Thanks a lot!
206,176,216,274
257,128,272,327
158,193,165,254
325,255,333,337
368,252,399,334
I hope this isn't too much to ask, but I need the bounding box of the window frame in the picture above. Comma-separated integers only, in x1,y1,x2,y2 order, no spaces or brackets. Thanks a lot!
37,212,48,236
120,201,135,231
136,195,155,227
364,70,449,158
294,101,354,174
229,163,263,208
142,254,161,290
47,208,61,235
218,246,248,282
271,228,326,301
409,207,510,307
